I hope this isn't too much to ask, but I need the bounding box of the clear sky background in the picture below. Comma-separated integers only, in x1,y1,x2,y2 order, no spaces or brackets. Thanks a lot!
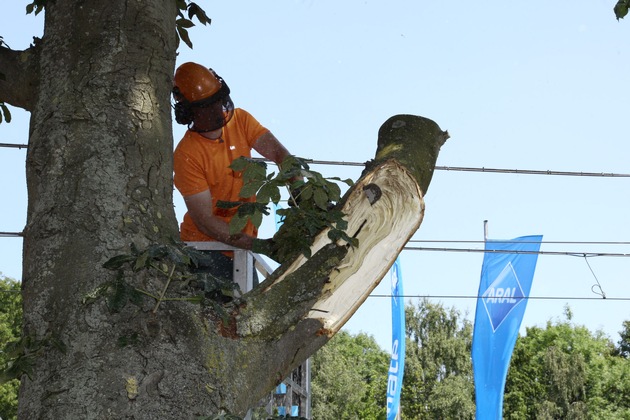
2,1,630,351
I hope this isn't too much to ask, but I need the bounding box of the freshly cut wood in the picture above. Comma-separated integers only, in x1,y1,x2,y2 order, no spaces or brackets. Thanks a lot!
306,159,424,334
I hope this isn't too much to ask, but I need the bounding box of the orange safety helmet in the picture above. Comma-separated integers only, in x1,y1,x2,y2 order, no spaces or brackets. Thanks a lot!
172,62,234,130
173,62,222,103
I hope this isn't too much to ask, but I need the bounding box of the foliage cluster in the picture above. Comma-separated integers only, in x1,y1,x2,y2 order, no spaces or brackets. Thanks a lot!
98,241,247,315
402,299,475,419
311,331,389,419
219,156,354,263
175,0,211,49
504,316,630,419
615,0,630,20
0,276,22,420
310,300,630,420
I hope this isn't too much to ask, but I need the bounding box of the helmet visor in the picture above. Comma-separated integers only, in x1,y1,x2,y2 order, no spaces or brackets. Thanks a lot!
190,93,234,132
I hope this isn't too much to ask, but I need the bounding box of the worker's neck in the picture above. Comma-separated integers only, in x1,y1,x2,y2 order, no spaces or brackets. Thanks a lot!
199,128,223,140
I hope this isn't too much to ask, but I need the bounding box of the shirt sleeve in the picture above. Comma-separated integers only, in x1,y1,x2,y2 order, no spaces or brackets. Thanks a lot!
236,109,269,148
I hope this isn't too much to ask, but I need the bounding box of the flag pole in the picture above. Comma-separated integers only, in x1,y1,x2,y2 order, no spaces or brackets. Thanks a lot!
483,220,488,242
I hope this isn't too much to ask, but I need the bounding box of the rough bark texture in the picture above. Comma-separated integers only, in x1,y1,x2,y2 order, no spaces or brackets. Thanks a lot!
1,1,448,418
16,0,194,418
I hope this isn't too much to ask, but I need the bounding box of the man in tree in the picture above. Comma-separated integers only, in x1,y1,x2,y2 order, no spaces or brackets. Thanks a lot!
172,62,293,279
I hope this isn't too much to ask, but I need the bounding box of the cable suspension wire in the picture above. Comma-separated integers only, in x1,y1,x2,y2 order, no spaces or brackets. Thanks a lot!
253,157,630,178
0,232,23,237
434,166,630,178
0,143,28,149
369,294,630,301
409,239,630,245
402,246,630,257
4,151,630,177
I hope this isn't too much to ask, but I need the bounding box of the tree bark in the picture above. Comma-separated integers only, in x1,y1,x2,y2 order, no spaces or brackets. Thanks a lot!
1,1,449,418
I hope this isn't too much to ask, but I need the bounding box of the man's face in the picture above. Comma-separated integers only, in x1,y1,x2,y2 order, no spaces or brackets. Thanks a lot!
192,100,225,132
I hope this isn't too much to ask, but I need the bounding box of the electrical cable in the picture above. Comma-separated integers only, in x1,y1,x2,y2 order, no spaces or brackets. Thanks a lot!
254,157,630,178
369,294,630,301
0,143,28,149
583,255,607,298
0,232,22,237
4,147,630,177
402,245,630,258
408,239,630,245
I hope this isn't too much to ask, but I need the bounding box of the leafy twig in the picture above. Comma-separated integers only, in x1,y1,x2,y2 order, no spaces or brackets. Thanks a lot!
153,264,176,313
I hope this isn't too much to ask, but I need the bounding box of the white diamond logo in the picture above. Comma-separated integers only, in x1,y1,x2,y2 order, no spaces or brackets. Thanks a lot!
481,262,526,332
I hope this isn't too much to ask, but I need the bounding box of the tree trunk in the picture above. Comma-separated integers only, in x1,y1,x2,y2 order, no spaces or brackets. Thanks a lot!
0,1,449,417
18,0,201,418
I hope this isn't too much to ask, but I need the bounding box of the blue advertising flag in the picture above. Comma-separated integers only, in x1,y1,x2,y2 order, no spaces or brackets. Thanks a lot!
472,235,543,419
386,258,405,420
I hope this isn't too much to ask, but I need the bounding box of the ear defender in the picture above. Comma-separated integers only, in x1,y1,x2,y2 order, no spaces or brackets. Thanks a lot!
172,87,194,125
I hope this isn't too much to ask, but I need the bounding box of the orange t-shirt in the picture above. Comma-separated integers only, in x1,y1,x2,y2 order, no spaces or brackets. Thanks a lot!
173,108,269,241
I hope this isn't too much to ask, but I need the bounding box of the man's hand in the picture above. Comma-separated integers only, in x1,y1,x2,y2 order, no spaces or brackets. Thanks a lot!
251,238,280,262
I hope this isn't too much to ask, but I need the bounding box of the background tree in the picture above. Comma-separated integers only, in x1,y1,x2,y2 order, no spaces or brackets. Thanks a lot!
504,310,630,419
0,275,21,420
310,331,389,420
402,299,475,419
615,320,630,358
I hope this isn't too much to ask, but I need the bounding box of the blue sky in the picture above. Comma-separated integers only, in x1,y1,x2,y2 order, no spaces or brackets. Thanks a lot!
2,0,630,350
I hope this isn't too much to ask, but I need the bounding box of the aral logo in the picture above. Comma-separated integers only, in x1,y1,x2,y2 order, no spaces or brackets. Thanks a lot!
482,262,525,332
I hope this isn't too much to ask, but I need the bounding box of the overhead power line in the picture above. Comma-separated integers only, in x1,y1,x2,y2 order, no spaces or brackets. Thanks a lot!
0,232,23,237
4,149,630,177
0,143,28,149
255,158,630,178
409,239,630,245
369,294,630,301
403,245,630,258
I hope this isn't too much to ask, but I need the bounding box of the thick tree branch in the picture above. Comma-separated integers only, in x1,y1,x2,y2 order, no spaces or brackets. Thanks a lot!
0,44,40,111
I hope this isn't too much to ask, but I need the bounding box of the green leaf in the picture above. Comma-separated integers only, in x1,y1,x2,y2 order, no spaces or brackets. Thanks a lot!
329,176,355,187
0,104,11,124
299,184,313,201
228,215,249,235
177,26,193,49
326,182,342,202
313,188,329,210
239,181,263,198
242,161,267,184
102,254,135,270
216,200,241,209
228,157,251,172
25,0,45,16
188,3,211,25
258,182,281,204
615,1,629,20
176,18,195,29
133,251,149,271
250,210,263,229
103,275,144,313
176,0,187,11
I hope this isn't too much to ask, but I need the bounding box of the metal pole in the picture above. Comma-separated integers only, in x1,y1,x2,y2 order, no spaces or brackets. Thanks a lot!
483,220,488,243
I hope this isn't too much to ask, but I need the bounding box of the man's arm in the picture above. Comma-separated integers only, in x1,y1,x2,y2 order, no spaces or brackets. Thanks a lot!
183,189,255,250
252,131,291,164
